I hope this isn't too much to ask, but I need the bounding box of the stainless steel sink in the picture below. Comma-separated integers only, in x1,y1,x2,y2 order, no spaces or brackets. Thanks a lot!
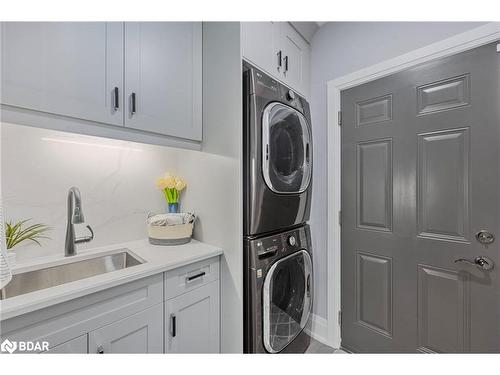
0,250,144,300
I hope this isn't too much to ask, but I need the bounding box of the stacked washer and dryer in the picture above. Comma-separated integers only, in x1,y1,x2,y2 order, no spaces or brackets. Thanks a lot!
243,63,314,353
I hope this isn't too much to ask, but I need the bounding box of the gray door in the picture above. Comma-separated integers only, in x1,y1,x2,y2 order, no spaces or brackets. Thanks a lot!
341,41,500,353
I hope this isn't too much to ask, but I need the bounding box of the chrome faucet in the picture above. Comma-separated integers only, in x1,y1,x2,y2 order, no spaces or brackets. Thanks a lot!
65,187,94,257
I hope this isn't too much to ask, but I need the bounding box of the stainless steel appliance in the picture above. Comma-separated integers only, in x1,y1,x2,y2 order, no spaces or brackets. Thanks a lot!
244,224,313,353
243,64,313,237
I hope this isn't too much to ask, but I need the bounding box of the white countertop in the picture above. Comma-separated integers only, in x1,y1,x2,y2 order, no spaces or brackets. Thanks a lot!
0,239,223,321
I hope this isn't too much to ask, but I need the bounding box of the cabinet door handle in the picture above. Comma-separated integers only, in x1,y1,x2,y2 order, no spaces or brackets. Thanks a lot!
97,345,104,354
277,50,282,70
130,92,136,115
170,314,177,337
284,56,289,72
113,87,119,110
186,271,206,282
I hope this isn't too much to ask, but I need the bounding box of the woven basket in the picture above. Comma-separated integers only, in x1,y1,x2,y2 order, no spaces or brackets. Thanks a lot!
147,212,195,246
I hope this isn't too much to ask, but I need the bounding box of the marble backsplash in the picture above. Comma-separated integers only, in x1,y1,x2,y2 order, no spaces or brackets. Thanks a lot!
1,122,229,262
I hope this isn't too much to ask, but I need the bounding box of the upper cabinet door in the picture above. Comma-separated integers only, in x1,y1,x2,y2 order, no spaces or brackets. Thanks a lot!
280,23,310,97
124,22,202,141
1,22,124,125
241,22,281,76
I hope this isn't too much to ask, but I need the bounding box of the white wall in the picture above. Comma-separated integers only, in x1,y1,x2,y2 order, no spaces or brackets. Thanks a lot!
2,123,175,260
202,22,243,353
1,122,235,263
309,22,488,319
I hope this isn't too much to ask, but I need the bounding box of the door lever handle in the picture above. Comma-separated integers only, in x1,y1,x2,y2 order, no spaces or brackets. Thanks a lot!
455,256,494,271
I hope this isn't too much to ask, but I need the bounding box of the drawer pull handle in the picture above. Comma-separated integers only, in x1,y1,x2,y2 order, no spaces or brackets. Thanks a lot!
186,271,206,282
113,87,119,110
130,92,136,115
170,314,176,337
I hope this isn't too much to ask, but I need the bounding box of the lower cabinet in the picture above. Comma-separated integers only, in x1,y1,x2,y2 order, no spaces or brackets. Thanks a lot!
1,256,220,354
165,281,220,353
88,303,163,354
44,334,88,354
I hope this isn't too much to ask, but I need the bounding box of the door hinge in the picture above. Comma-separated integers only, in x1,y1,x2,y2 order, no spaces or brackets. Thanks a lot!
338,210,342,226
337,110,342,126
338,310,342,326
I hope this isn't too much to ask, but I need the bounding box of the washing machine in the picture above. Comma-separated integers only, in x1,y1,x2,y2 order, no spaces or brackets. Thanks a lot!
243,63,313,237
244,224,313,353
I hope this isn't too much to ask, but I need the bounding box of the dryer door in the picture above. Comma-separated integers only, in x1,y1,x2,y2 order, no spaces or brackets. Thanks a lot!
262,250,312,353
262,103,312,194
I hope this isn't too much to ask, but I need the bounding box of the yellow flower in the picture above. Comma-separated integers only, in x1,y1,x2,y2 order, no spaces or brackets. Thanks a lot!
175,177,187,191
164,173,176,189
156,177,168,190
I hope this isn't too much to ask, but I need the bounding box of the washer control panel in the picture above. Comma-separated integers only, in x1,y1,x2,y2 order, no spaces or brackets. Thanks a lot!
248,224,310,268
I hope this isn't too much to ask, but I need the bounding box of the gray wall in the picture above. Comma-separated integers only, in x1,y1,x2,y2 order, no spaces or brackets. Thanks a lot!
309,22,488,319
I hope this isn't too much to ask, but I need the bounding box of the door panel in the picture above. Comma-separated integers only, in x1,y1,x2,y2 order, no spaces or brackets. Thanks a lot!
356,139,393,231
417,128,470,242
88,304,163,353
124,22,202,141
417,74,470,115
165,281,220,353
356,252,393,337
356,94,393,127
1,22,124,125
417,265,470,353
342,41,500,353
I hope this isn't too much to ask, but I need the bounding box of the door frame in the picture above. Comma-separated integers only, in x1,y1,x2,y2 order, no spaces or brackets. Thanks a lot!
325,22,500,349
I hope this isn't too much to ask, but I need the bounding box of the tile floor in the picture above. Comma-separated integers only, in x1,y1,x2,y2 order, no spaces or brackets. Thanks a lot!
305,338,346,353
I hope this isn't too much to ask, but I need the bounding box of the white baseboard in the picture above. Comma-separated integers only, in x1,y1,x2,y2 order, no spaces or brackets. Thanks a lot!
306,313,332,347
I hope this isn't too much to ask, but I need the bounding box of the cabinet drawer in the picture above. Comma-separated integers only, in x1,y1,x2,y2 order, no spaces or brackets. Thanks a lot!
165,256,219,300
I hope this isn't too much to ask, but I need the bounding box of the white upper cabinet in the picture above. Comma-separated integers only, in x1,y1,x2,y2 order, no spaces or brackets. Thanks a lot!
241,22,310,97
124,22,202,141
240,22,281,77
1,22,124,126
1,22,203,143
280,23,310,97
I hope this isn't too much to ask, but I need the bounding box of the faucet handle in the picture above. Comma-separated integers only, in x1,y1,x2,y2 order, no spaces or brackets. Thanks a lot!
75,225,94,244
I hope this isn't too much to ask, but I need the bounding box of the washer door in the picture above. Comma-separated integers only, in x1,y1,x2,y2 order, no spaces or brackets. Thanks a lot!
262,250,313,353
262,103,312,194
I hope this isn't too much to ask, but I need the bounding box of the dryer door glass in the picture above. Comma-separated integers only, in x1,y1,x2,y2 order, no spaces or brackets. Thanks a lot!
263,103,312,194
263,250,312,353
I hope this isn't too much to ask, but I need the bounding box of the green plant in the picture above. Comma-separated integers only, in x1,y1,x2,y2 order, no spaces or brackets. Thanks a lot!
4,219,51,250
